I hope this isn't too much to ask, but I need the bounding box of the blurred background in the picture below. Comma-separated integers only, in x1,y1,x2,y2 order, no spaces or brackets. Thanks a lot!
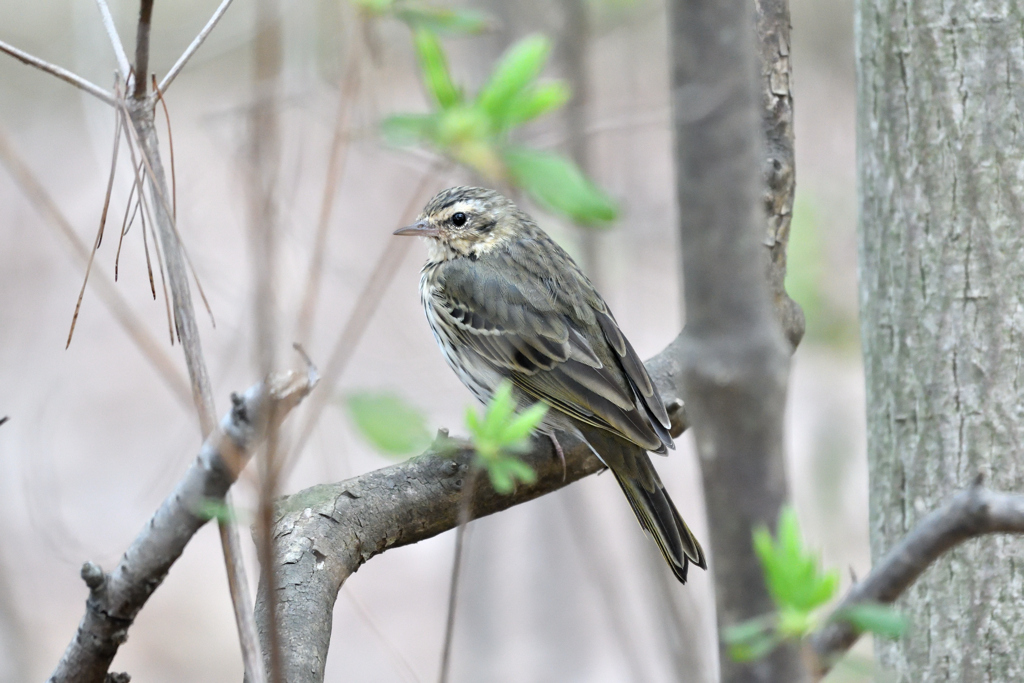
0,0,863,680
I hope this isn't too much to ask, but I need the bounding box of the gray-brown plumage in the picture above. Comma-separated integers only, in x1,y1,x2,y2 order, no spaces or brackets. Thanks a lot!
395,186,706,583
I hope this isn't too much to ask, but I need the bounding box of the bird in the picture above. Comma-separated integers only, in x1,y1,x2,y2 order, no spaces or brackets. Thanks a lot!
394,186,707,583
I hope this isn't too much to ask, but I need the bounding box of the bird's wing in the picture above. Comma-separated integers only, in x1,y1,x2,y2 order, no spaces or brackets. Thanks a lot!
435,255,671,452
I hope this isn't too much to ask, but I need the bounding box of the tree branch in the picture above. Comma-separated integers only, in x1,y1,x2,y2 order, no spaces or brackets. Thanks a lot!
257,338,692,683
48,367,318,683
807,484,1024,677
94,0,132,79
158,0,236,93
754,0,804,349
0,39,116,106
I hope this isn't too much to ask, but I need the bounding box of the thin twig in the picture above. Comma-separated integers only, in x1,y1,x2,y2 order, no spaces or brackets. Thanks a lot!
0,125,190,406
152,76,176,220
437,465,480,683
0,39,116,106
158,0,237,93
93,0,132,78
67,109,123,348
117,98,216,328
133,0,154,99
114,163,143,281
294,30,363,344
250,2,284,680
118,110,175,341
285,165,446,476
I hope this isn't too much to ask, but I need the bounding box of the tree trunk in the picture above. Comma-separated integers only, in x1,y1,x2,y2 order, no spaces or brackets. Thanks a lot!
858,0,1024,679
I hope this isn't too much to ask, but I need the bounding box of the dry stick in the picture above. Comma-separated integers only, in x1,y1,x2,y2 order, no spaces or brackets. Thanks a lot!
294,36,363,344
122,6,264,680
153,76,176,220
118,111,175,342
68,108,123,348
0,39,116,106
114,163,144,281
158,0,237,93
133,0,153,99
48,367,318,683
117,98,217,328
94,0,132,79
807,484,1024,678
284,165,445,476
0,126,191,406
437,464,481,683
249,0,284,678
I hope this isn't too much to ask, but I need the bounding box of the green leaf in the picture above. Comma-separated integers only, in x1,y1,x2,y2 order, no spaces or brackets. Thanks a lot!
346,392,432,456
477,35,551,124
395,5,491,34
413,28,461,109
503,81,571,129
381,113,437,146
499,402,548,444
835,603,908,640
503,147,618,225
753,506,840,613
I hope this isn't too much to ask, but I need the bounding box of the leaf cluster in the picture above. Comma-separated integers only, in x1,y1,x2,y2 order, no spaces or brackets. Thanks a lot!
724,507,907,664
383,30,617,226
464,381,546,494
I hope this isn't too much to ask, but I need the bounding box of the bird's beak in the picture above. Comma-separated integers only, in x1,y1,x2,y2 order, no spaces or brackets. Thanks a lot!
393,220,440,237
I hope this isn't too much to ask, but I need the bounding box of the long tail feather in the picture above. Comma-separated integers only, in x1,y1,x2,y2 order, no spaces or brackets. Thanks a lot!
580,426,707,584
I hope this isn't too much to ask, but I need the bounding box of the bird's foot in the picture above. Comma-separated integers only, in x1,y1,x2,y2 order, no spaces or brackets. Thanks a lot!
548,433,566,482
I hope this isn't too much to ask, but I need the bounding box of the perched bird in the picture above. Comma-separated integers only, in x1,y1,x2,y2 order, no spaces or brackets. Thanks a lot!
395,186,707,583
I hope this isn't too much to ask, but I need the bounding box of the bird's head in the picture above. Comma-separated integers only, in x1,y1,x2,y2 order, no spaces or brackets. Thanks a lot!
393,186,521,260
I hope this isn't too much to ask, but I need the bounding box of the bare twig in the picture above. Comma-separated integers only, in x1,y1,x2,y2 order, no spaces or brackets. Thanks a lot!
93,0,132,78
807,484,1024,677
152,76,176,220
67,109,123,348
294,36,363,344
48,368,318,683
437,465,481,683
0,39,116,106
158,0,236,93
285,165,446,474
133,0,154,99
0,125,191,406
248,1,284,679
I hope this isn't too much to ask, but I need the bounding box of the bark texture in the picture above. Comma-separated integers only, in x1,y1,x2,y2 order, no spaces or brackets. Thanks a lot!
858,0,1024,678
667,0,801,680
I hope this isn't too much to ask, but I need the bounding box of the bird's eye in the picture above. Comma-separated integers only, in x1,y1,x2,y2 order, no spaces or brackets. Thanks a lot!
451,212,467,227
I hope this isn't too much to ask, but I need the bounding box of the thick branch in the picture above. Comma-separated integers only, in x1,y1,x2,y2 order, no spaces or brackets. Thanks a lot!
807,485,1024,677
258,340,691,683
754,0,804,349
48,368,317,683
667,0,799,680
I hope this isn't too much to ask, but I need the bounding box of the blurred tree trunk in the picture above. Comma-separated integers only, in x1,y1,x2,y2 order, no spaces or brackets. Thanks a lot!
858,0,1024,679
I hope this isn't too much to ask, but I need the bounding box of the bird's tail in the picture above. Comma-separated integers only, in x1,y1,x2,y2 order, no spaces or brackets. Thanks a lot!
582,427,707,583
